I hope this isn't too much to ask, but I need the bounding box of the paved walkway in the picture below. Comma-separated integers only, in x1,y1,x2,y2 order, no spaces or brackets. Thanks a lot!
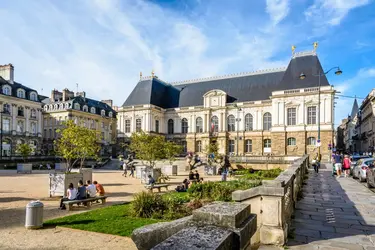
287,163,375,250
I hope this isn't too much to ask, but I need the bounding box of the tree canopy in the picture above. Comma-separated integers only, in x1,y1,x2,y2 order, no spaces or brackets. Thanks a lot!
16,143,33,162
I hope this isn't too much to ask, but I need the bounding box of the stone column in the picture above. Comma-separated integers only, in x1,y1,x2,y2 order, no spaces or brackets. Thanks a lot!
300,101,305,125
220,113,224,132
204,114,208,132
25,107,30,135
12,104,17,133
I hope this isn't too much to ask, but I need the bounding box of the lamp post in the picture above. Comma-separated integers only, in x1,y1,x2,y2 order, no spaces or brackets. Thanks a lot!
234,104,242,156
299,67,342,157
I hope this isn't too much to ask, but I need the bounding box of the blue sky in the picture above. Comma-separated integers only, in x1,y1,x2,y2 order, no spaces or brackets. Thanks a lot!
1,0,375,126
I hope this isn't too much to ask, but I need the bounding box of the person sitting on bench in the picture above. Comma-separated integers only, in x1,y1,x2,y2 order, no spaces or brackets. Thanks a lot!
86,180,97,198
148,175,156,186
93,181,105,196
59,183,77,210
77,180,87,200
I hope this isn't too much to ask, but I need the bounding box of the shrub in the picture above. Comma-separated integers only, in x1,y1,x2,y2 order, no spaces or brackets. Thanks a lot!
188,180,261,201
239,168,283,180
132,191,166,218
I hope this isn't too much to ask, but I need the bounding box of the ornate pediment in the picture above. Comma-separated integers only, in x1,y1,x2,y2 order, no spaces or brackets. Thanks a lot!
305,100,319,106
203,89,227,108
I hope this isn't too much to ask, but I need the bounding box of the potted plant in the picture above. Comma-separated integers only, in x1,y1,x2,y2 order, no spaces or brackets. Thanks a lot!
204,141,219,175
49,120,99,197
16,143,33,174
162,141,182,176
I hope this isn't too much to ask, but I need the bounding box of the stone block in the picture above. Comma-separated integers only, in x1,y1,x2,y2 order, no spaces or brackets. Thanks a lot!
192,201,250,228
232,187,260,201
260,225,288,245
131,215,192,250
151,225,234,250
231,214,257,250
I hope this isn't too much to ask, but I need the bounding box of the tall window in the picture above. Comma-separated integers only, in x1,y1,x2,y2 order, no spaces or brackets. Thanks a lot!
18,107,24,116
155,120,159,133
307,106,317,125
3,104,10,114
91,107,96,114
245,139,252,153
30,92,37,101
2,119,10,132
136,119,142,132
101,110,106,116
196,140,202,152
211,116,219,132
181,118,188,133
168,119,174,134
287,137,296,146
31,123,37,134
263,113,272,130
264,139,271,148
287,108,296,125
31,109,36,118
227,115,235,132
307,137,316,146
196,117,203,133
17,121,24,133
125,120,131,133
49,129,52,139
2,86,11,95
181,141,187,153
44,129,47,138
228,140,235,153
245,114,253,131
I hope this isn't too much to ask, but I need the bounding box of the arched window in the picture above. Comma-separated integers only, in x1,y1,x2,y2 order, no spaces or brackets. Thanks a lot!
101,110,106,116
245,139,252,153
168,119,174,134
264,139,271,148
65,103,70,109
91,107,96,114
109,112,113,117
136,118,142,132
211,116,219,132
30,92,38,101
263,112,272,131
196,117,203,133
3,103,10,114
17,120,24,133
307,137,316,146
17,89,25,98
155,120,159,133
54,104,58,110
44,105,48,111
2,86,11,95
83,105,88,112
17,107,24,116
245,114,253,131
196,140,202,152
287,137,296,146
181,118,188,133
227,115,235,132
74,103,80,110
59,103,64,110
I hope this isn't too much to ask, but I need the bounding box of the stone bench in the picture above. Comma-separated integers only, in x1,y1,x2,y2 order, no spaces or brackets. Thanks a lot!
144,184,169,193
63,195,108,211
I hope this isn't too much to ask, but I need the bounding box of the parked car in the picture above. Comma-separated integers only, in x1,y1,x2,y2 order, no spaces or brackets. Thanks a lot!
366,160,375,188
350,155,369,175
352,158,375,182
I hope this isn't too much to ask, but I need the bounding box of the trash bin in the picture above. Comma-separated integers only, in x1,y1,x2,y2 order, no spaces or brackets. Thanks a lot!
25,200,44,229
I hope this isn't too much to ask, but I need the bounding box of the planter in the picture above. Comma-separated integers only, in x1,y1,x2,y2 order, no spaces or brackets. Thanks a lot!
48,169,92,197
140,167,161,184
204,165,217,175
162,165,177,176
136,166,147,179
17,163,32,174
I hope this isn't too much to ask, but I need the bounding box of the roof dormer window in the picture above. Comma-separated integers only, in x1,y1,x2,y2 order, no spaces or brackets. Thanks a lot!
74,103,80,110
101,110,105,116
90,107,96,114
17,89,25,98
2,85,11,96
83,105,88,112
108,111,113,117
30,92,38,101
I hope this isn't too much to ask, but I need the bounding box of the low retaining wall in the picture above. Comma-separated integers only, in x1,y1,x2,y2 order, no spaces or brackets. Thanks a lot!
232,155,309,246
132,202,257,250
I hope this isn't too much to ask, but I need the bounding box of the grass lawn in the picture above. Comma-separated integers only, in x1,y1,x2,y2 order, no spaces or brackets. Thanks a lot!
44,203,166,237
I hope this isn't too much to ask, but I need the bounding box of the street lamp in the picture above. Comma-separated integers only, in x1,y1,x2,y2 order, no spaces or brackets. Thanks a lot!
300,67,342,156
234,104,242,156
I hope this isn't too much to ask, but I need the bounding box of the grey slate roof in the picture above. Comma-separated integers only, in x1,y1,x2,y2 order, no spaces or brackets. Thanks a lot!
122,54,330,108
350,99,359,118
0,76,41,102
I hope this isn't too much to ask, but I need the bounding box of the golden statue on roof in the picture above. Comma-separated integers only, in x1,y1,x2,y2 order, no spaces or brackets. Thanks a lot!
151,69,155,77
291,45,296,55
313,42,318,51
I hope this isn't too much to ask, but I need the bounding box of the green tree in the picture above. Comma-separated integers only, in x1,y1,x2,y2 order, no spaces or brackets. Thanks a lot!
204,140,219,166
55,120,100,172
164,141,183,165
16,143,33,163
129,131,166,168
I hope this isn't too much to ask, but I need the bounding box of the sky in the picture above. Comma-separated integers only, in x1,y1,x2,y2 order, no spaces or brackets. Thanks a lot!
1,0,375,126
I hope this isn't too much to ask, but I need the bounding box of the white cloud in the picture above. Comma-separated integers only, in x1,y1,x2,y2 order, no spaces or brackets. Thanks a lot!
266,0,290,25
305,0,371,27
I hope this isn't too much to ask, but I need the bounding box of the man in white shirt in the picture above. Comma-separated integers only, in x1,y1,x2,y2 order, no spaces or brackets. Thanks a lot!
86,180,97,198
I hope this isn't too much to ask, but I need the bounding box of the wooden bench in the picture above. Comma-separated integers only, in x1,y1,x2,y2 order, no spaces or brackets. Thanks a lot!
63,195,108,211
144,184,170,193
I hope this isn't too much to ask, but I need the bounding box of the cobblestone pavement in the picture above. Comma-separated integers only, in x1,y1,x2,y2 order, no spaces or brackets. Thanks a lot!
287,163,375,250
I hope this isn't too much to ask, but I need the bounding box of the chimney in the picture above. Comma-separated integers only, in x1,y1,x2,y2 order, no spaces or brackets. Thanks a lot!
76,91,86,98
101,99,113,107
51,89,56,102
0,64,14,83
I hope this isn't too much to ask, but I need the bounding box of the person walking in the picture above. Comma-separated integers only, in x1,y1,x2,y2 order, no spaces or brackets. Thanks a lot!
342,155,351,178
312,153,321,173
129,165,135,177
332,152,342,178
122,162,127,177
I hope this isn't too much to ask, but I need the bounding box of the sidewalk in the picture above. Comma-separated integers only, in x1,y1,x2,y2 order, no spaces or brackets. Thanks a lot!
287,163,375,250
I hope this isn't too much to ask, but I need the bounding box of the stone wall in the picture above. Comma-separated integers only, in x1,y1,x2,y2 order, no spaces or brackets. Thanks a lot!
232,155,309,246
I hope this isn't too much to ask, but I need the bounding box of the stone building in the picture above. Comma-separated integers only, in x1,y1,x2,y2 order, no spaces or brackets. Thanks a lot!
344,99,360,153
42,88,117,156
117,50,336,161
357,89,375,153
336,118,347,153
0,64,43,156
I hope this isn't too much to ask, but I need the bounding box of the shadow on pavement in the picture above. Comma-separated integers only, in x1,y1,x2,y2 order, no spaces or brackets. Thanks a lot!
287,163,375,249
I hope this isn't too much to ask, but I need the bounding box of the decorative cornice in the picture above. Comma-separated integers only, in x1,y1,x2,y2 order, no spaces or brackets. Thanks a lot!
169,67,287,86
292,50,316,58
11,104,17,107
